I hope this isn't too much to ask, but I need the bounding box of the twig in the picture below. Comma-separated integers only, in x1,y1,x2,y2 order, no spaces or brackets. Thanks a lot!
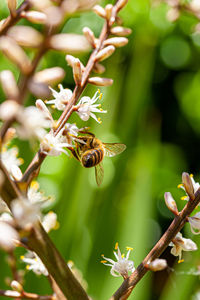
110,188,200,300
0,289,54,300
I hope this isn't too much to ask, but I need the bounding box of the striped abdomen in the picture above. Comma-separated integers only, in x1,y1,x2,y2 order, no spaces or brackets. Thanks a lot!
81,148,104,168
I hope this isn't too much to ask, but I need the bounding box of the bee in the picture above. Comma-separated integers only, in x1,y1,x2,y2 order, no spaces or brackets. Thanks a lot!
69,131,126,186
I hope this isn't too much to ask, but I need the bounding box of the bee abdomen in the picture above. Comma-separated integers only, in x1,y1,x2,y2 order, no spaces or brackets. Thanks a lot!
81,149,104,168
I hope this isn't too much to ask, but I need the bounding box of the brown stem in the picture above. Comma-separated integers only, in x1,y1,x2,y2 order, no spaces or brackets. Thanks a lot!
110,188,200,300
0,289,54,300
0,1,31,36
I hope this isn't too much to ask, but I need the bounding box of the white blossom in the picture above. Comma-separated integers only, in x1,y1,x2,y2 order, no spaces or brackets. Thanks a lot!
27,181,53,208
101,243,135,278
169,232,197,261
42,211,58,233
21,252,48,276
16,106,52,140
75,89,107,123
11,197,41,228
1,146,23,174
178,174,200,202
0,221,19,251
188,212,200,235
46,84,73,111
40,129,71,156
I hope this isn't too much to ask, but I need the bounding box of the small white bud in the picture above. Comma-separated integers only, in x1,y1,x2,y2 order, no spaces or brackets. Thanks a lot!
104,37,128,47
110,26,132,36
36,99,53,121
28,81,50,98
33,67,65,85
105,4,113,20
65,55,85,72
7,26,43,48
146,259,167,272
0,221,19,251
49,34,91,53
164,192,179,215
43,6,63,27
10,280,23,293
83,27,96,48
6,0,17,17
95,45,115,62
88,77,113,86
188,212,200,235
0,100,20,121
20,11,47,24
182,172,195,200
0,36,31,74
93,5,106,18
116,0,128,12
93,62,106,74
0,70,19,99
73,58,82,85
11,165,23,181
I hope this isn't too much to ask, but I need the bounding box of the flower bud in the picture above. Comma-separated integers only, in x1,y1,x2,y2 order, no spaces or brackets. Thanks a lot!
93,62,106,74
0,36,31,74
11,280,23,293
7,26,43,48
36,99,53,121
65,55,85,72
188,212,200,235
95,45,115,62
29,0,52,10
0,221,19,251
28,81,51,98
73,58,82,85
4,128,16,144
105,4,113,20
49,34,91,53
93,5,106,18
88,77,113,86
164,192,179,215
146,259,167,271
83,27,96,48
0,70,19,100
7,0,17,17
167,8,180,22
116,0,128,12
182,172,195,200
33,67,65,85
104,37,128,47
20,11,47,24
44,6,63,26
110,26,132,36
11,165,23,181
0,100,20,121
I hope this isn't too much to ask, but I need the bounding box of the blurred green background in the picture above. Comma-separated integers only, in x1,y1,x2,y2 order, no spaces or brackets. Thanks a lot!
1,0,200,299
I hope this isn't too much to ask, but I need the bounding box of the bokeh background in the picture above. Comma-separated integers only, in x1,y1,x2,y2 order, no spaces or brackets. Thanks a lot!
1,0,200,299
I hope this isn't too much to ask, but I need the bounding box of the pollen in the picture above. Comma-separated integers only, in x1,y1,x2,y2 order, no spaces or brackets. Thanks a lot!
26,265,30,270
115,242,119,250
19,158,24,164
178,259,184,264
54,221,60,230
101,260,107,264
20,255,24,260
190,174,194,178
100,108,104,111
178,184,183,188
101,254,104,257
30,181,39,190
126,246,133,251
181,196,188,201
51,105,56,109
99,93,103,100
97,89,101,94
121,254,125,258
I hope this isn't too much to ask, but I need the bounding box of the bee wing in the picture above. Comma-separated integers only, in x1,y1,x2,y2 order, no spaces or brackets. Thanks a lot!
95,163,104,186
103,143,126,157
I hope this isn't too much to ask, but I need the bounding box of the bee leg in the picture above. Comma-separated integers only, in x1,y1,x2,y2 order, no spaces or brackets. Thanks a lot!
79,131,95,137
68,147,80,162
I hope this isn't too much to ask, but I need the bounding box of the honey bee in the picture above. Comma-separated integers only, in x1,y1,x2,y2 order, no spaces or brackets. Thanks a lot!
69,132,126,186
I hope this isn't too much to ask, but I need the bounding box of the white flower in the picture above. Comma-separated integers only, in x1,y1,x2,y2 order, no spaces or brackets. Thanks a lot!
178,174,200,202
169,232,197,261
21,252,48,276
16,106,52,140
46,84,73,111
64,123,84,144
101,243,135,278
11,197,41,228
0,221,19,251
27,181,53,208
1,146,23,174
147,259,167,271
42,211,58,233
189,212,200,235
40,129,71,156
75,89,107,123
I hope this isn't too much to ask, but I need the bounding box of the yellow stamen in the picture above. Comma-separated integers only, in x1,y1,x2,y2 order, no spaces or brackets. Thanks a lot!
34,258,38,262
101,254,104,257
20,255,24,260
181,196,188,201
53,120,58,129
100,108,104,111
26,265,30,270
178,259,184,264
30,181,39,190
98,104,101,107
121,254,125,258
44,100,48,103
190,174,194,178
51,105,56,109
126,247,133,251
101,260,107,264
99,93,103,100
19,158,24,164
97,89,101,94
115,242,119,250
178,184,183,188
54,221,60,230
